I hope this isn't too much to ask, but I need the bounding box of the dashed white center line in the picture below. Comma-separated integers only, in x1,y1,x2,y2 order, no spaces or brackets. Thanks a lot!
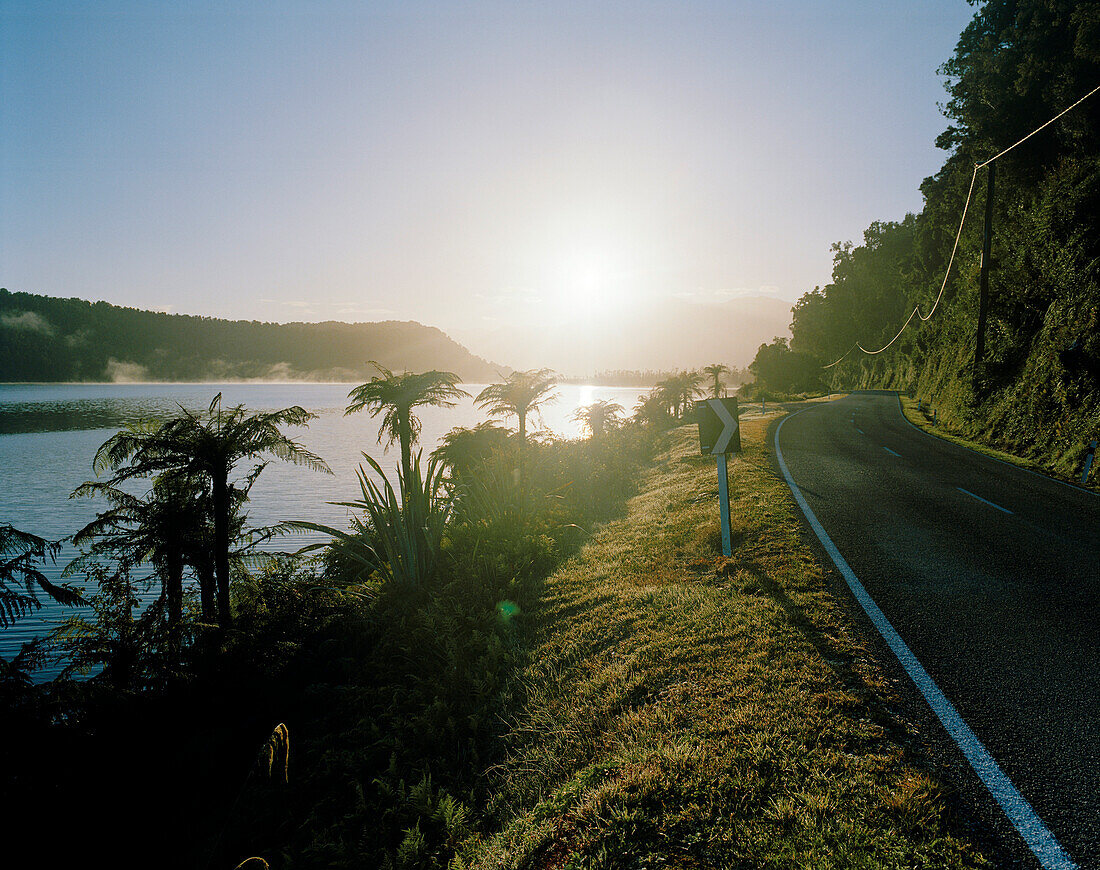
957,486,1013,514
882,446,900,457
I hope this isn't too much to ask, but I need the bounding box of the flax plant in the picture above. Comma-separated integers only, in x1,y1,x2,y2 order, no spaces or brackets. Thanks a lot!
259,722,290,784
295,451,451,587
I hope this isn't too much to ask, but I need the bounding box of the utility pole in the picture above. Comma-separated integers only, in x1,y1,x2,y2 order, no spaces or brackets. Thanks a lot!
974,162,996,380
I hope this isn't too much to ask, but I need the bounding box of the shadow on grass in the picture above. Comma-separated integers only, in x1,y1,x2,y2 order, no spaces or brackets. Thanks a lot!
734,557,915,752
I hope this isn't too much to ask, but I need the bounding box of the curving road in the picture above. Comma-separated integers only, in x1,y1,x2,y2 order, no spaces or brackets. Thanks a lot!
774,391,1100,869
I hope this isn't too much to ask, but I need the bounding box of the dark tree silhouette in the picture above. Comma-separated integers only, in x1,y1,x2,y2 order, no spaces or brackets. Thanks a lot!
702,363,729,399
474,369,558,444
432,422,514,483
70,478,200,651
1,523,82,628
633,389,671,427
90,395,330,628
749,338,824,394
475,369,558,486
345,361,469,481
654,371,704,419
572,400,624,439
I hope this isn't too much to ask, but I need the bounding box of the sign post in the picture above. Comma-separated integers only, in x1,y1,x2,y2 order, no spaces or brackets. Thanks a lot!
716,452,732,556
695,397,741,556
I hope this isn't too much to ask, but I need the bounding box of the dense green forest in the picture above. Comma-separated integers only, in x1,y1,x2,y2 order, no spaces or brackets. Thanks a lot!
780,0,1100,476
0,288,500,383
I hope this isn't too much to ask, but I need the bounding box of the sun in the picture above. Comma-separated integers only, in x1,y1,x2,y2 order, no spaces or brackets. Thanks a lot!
547,249,625,321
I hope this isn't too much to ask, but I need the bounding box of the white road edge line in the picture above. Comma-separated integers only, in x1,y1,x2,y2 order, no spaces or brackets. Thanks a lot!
775,409,1076,870
957,486,1013,515
882,446,900,457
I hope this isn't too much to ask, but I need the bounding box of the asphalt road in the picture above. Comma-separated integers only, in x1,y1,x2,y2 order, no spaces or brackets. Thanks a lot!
774,391,1100,869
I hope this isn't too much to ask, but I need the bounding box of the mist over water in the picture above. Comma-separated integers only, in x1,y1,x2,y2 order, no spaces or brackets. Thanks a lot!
0,382,642,665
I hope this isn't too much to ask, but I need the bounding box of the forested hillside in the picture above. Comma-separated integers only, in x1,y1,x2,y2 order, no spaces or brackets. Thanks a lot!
0,289,501,382
788,0,1100,477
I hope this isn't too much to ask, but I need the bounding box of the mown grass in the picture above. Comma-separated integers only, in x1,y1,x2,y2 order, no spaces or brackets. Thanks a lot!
899,394,1098,491
463,418,988,869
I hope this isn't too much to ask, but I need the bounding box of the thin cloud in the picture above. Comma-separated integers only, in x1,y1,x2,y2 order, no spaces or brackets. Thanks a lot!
674,286,793,303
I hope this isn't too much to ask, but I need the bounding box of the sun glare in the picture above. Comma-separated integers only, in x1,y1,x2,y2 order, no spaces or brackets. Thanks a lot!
547,249,626,322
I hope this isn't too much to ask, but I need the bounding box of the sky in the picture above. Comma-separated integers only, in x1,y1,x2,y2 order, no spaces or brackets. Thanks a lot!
1,0,977,367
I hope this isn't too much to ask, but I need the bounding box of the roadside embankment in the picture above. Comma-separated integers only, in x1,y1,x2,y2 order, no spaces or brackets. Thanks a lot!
899,394,1099,492
466,417,988,867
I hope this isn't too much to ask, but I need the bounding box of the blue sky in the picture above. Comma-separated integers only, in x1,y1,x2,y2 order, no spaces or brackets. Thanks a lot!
2,0,976,359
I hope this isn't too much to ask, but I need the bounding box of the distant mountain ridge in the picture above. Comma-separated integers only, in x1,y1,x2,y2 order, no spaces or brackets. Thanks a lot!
0,289,502,383
456,294,795,373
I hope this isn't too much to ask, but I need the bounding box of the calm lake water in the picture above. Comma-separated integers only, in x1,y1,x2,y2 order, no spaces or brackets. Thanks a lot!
0,382,643,666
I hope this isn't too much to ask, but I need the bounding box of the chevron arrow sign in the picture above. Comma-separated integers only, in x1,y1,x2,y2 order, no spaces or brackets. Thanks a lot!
694,397,741,455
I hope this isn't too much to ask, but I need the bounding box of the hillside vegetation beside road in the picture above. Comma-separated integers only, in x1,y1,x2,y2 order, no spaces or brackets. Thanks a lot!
783,0,1100,479
0,288,500,383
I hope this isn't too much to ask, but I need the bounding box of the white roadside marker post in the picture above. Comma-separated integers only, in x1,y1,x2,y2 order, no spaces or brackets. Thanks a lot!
716,452,733,556
695,397,742,557
1082,440,1097,485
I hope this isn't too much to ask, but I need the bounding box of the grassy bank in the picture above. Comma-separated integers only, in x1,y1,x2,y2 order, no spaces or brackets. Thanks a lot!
899,394,1098,491
465,418,988,868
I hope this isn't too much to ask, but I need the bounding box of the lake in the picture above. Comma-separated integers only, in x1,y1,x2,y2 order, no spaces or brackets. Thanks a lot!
0,381,645,665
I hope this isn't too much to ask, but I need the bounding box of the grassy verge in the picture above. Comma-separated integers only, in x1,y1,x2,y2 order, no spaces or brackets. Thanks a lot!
464,418,988,868
899,395,1098,491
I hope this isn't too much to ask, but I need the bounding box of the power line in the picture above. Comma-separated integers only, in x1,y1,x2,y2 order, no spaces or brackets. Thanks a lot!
976,81,1100,169
822,81,1100,370
822,343,857,369
918,165,979,323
